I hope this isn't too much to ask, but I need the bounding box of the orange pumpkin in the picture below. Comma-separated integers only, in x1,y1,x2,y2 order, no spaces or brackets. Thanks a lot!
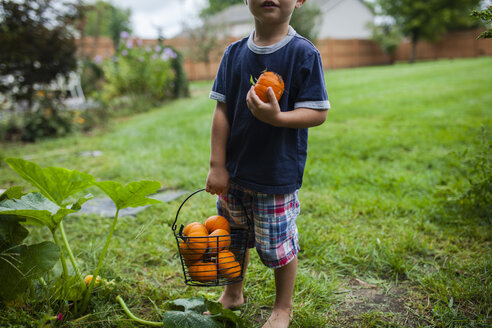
217,251,241,279
183,222,207,236
208,228,231,250
188,262,217,282
204,215,230,234
222,266,241,279
254,71,284,103
183,222,209,252
179,240,203,266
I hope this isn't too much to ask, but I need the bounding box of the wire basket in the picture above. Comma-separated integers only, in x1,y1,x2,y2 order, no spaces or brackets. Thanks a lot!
172,189,250,287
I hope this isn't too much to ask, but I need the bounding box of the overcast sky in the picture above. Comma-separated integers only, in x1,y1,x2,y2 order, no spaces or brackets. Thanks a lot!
114,0,208,39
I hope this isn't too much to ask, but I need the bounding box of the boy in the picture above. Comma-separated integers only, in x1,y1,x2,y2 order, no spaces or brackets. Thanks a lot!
206,0,330,327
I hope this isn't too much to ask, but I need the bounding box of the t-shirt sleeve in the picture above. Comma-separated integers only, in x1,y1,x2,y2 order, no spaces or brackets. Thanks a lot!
209,47,229,103
294,51,330,110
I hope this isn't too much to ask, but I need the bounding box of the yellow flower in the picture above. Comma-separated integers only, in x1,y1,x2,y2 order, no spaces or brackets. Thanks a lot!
77,117,85,124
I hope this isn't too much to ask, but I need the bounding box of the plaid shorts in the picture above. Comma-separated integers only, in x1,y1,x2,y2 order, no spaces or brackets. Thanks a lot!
217,181,300,269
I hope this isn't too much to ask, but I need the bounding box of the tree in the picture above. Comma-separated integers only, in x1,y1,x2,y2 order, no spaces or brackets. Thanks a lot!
82,0,132,51
368,22,403,64
376,0,482,63
184,19,221,79
471,6,492,39
290,2,322,43
0,0,80,110
201,0,243,17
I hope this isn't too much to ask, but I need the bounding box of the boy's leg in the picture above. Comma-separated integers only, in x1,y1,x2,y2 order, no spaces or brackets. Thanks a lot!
218,248,249,309
252,190,300,328
263,256,297,328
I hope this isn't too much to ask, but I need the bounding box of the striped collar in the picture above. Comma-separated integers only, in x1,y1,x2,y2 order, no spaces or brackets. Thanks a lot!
247,26,296,54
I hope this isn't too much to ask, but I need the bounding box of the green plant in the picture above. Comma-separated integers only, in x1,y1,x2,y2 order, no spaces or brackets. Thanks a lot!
80,179,162,313
0,158,162,319
471,6,492,39
80,59,105,97
368,22,403,64
290,2,322,43
101,37,183,110
167,45,190,99
22,108,75,142
117,295,245,327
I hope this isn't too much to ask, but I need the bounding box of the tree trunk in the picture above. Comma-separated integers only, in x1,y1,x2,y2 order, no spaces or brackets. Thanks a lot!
410,32,419,64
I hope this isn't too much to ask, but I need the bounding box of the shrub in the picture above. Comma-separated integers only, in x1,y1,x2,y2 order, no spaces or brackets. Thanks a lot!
81,59,105,98
0,90,109,142
99,35,189,115
22,107,74,142
101,37,187,111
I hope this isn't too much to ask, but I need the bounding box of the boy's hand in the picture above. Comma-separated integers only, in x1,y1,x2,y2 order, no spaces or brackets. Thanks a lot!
206,165,229,196
246,86,282,126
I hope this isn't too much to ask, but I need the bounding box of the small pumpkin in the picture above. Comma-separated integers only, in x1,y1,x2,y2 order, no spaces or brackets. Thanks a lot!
204,215,230,234
84,275,101,287
217,251,241,279
208,228,231,250
188,262,217,282
222,266,241,279
183,222,207,236
179,240,203,266
253,71,284,103
183,222,209,252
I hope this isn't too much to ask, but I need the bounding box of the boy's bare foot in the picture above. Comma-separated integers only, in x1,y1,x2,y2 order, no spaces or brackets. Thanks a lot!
204,291,244,315
217,290,245,309
262,308,293,328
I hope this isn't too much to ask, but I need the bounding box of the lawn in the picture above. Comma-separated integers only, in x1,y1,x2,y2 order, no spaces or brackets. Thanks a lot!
0,57,491,327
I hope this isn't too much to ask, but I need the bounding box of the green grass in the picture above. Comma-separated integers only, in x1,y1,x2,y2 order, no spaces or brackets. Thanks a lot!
1,57,491,327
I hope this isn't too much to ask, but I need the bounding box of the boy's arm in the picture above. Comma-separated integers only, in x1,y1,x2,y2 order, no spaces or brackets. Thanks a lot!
206,101,230,196
246,86,327,128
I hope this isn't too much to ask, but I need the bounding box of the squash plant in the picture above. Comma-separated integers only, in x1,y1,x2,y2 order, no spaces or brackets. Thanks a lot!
0,158,162,317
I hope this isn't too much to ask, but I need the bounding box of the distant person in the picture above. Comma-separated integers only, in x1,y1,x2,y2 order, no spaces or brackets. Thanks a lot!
206,0,330,327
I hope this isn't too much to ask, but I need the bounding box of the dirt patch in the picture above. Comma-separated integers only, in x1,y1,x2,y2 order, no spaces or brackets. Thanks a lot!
329,278,425,327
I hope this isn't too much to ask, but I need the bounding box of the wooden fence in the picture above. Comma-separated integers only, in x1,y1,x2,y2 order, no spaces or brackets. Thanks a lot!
76,28,492,81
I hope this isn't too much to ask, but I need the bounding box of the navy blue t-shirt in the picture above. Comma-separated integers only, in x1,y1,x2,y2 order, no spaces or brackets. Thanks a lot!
210,26,330,194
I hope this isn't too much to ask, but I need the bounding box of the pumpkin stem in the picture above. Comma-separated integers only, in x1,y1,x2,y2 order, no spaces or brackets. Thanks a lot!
250,75,256,86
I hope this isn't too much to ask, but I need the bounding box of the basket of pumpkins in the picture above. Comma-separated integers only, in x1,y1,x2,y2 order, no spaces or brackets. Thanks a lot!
172,189,249,286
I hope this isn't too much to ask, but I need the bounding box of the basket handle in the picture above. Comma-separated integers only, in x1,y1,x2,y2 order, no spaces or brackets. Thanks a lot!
172,188,205,232
171,187,252,233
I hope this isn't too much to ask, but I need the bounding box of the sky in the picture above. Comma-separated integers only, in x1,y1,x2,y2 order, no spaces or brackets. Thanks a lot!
115,0,208,39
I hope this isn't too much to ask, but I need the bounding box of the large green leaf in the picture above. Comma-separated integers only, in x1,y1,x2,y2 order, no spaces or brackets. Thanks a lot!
0,186,25,202
0,216,28,250
205,299,245,327
0,241,59,301
95,180,162,210
163,297,245,328
167,297,209,313
19,241,60,279
161,311,218,328
5,158,95,206
0,193,77,230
